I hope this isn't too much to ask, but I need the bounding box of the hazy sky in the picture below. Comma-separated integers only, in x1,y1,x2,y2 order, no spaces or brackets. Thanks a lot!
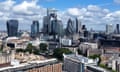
0,0,120,31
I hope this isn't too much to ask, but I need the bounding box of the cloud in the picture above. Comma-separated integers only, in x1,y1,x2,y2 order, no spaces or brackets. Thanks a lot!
0,0,15,11
114,0,120,4
0,0,120,31
67,8,87,17
13,1,40,15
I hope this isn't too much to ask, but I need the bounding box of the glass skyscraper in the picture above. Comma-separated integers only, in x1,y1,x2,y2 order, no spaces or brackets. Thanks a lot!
43,9,57,35
66,18,75,36
31,20,39,38
116,24,119,34
75,18,82,33
7,20,18,37
51,20,63,36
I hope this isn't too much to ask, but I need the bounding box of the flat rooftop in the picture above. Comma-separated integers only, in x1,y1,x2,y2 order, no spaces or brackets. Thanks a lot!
0,58,58,72
64,54,97,65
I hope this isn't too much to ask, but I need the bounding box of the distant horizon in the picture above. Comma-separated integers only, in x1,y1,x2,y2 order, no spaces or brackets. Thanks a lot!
0,0,120,31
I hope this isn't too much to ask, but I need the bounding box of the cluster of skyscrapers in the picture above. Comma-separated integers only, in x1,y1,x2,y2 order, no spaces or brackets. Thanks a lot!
6,8,120,40
42,9,63,37
6,9,83,39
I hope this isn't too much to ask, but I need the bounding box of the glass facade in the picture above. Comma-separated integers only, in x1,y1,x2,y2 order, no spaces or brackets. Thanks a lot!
66,19,75,35
7,20,18,37
51,20,63,36
31,21,39,38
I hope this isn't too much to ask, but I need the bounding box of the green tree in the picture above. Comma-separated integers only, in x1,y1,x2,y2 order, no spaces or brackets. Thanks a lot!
89,54,100,59
0,44,3,51
99,64,107,68
33,48,40,55
89,54,101,64
16,49,25,53
112,70,117,72
39,43,47,52
53,48,72,60
25,43,35,54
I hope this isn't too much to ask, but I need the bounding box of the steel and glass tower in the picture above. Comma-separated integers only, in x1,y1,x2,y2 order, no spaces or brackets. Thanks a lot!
31,20,39,38
7,20,18,37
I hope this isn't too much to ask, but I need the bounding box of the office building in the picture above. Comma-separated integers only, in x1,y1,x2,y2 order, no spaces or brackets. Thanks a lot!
80,25,88,37
87,48,102,57
31,20,39,38
7,20,18,37
43,16,51,34
79,42,98,56
66,18,75,36
51,19,58,35
84,30,89,37
63,54,97,72
57,20,64,36
0,50,15,67
116,24,119,34
0,52,12,65
106,24,113,34
82,25,87,31
61,38,72,46
43,9,57,35
112,58,120,72
51,20,63,36
75,18,82,33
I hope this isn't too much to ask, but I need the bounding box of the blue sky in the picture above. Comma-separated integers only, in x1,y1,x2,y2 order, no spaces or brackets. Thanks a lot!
0,0,120,31
11,0,119,11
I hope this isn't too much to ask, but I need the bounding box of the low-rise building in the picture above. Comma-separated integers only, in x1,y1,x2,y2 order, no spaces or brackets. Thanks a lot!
112,58,120,72
100,53,119,65
5,37,29,49
86,65,109,72
87,48,102,56
0,58,62,72
80,42,98,49
79,42,98,55
63,54,97,72
61,38,72,46
0,51,15,67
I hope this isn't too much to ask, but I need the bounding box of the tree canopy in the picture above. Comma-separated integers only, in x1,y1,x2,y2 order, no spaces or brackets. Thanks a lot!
89,54,100,59
39,43,48,52
53,48,72,60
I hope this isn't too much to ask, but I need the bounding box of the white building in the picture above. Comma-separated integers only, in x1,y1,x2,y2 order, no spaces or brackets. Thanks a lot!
80,42,98,49
6,37,28,49
61,38,72,46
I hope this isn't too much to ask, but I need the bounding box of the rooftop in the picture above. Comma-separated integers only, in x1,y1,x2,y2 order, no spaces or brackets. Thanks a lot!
63,54,97,65
0,58,58,72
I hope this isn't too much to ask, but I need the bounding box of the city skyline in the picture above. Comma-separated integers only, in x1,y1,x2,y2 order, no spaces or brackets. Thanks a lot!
0,0,120,31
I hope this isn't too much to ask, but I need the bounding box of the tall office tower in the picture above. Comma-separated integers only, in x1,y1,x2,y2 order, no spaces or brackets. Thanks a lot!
106,24,113,34
51,20,63,36
7,20,18,37
31,20,39,38
116,24,119,34
82,25,87,30
57,20,64,36
43,8,57,35
43,16,51,34
66,18,75,36
75,18,82,33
